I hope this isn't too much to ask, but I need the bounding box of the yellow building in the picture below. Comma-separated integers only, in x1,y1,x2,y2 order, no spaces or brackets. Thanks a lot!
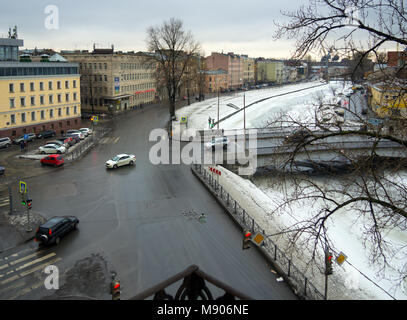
256,60,284,84
0,35,81,138
370,84,407,118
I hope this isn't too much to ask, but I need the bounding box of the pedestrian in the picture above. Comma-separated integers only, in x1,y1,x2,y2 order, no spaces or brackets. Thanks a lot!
20,140,24,152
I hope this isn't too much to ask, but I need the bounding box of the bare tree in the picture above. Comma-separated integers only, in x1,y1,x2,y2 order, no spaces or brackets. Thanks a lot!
268,0,407,293
146,18,200,118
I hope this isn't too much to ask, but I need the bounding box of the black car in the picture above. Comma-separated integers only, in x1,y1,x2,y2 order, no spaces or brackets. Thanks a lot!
0,166,5,175
37,130,56,139
35,216,79,245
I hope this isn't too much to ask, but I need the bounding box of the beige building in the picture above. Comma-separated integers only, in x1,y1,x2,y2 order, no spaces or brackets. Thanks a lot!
64,48,156,114
241,55,255,87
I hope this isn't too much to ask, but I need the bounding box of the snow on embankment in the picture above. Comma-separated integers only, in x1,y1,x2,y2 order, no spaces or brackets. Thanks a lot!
207,164,387,300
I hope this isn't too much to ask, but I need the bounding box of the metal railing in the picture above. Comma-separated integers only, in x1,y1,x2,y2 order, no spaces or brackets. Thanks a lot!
191,163,325,300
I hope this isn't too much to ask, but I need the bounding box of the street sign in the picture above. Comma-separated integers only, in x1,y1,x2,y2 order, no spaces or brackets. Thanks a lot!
252,233,265,246
336,252,347,265
91,115,99,123
180,116,188,124
23,134,29,140
19,181,27,194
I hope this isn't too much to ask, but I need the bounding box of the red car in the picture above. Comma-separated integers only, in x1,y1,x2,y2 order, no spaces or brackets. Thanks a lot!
40,154,64,167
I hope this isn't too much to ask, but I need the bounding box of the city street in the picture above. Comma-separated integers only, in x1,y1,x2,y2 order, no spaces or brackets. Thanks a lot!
0,105,298,300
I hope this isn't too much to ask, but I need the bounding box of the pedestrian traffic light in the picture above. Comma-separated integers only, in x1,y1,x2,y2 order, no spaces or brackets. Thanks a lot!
111,280,121,300
243,230,252,250
325,252,333,275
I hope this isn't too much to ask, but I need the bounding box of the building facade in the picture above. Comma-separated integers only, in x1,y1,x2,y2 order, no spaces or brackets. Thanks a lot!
204,69,228,93
369,83,407,118
241,55,255,87
64,49,156,114
205,52,244,89
256,59,284,84
0,35,81,138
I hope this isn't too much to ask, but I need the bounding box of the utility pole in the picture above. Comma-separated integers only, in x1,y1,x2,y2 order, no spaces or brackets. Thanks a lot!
217,77,220,130
243,93,246,151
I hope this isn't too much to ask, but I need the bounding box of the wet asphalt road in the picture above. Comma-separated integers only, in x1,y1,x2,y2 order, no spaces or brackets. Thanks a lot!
1,105,298,300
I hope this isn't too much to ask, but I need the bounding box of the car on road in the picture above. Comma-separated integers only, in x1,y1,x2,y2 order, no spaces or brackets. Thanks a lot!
79,128,93,136
40,154,64,167
106,154,136,169
13,133,36,144
0,137,12,149
46,140,68,149
36,130,56,139
205,137,229,150
66,130,85,140
39,144,66,154
35,216,79,245
56,137,76,147
0,165,4,175
66,133,81,143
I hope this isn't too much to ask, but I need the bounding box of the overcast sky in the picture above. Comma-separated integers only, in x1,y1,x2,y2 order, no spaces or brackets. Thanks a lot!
0,0,398,59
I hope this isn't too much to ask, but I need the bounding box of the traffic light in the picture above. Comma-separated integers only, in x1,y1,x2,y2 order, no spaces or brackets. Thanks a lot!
325,252,333,275
111,280,121,300
243,230,252,250
27,199,32,210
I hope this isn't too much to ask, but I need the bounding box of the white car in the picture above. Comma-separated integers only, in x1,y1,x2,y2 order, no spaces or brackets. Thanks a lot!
106,154,136,169
205,137,229,150
79,128,93,136
67,130,85,140
39,144,66,154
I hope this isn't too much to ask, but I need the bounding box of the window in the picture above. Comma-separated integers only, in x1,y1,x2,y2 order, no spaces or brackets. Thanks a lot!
66,107,70,116
73,93,77,101
65,93,70,102
49,81,53,90
9,98,15,108
104,63,107,70
73,80,77,88
58,108,62,117
49,95,53,104
30,96,35,106
57,81,61,89
10,114,16,124
31,111,36,121
40,82,44,91
21,113,26,123
65,80,69,89
9,83,14,93
41,110,45,120
104,75,107,81
58,94,62,103
74,106,77,114
30,82,35,91
40,96,45,105
20,83,25,92
50,109,54,118
20,97,25,107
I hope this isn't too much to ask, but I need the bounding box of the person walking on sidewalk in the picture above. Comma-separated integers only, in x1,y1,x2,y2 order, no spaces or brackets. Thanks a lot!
20,140,25,152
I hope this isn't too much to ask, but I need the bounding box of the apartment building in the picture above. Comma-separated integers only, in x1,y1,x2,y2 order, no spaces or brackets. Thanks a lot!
369,83,407,118
64,48,156,114
205,52,244,89
204,69,228,93
256,59,285,84
241,55,255,87
0,35,81,138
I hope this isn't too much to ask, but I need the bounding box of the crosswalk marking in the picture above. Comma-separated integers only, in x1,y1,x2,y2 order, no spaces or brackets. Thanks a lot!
0,196,9,207
99,137,120,144
0,248,62,299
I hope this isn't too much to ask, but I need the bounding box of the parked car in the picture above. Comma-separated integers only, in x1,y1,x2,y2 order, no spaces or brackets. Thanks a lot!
106,154,136,169
79,128,93,136
205,137,229,150
13,133,36,144
37,130,56,139
40,154,64,167
56,137,75,147
0,137,12,149
35,216,79,245
46,140,68,148
0,166,5,175
66,130,85,140
66,133,81,143
39,144,66,154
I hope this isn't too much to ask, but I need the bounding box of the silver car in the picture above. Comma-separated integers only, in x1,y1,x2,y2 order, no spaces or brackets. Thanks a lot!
0,137,12,149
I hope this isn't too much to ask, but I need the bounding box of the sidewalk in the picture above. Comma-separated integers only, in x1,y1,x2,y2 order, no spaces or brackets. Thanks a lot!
0,210,46,253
